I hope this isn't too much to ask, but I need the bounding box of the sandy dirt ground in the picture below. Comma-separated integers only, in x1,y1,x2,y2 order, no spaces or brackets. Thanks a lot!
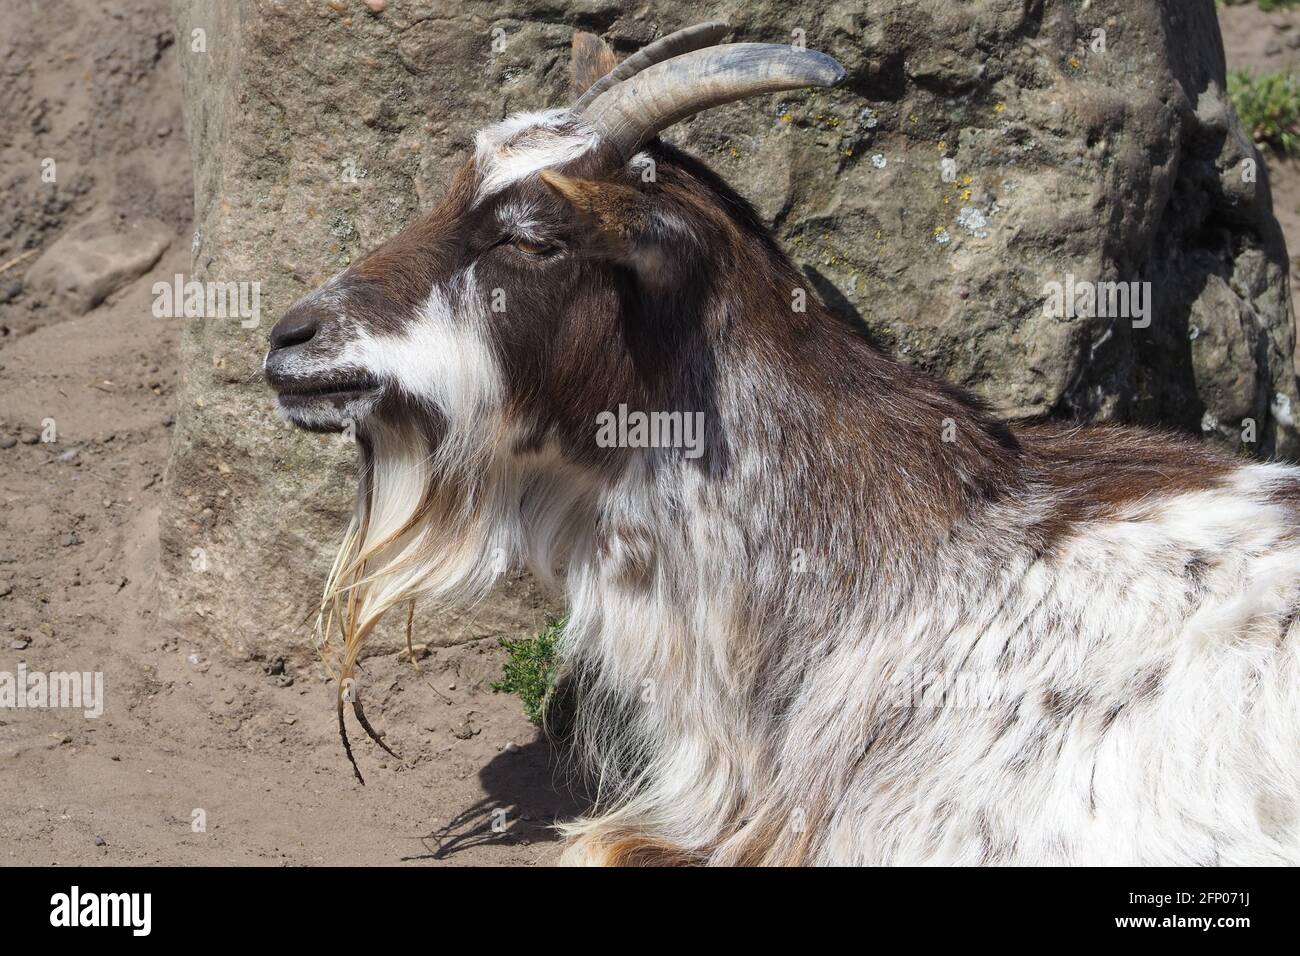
0,1,1294,867
0,0,575,866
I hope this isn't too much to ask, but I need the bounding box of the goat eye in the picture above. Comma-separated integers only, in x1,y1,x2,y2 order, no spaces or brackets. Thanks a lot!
509,236,556,256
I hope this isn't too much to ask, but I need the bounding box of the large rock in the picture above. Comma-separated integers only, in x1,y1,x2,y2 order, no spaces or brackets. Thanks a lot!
25,214,171,319
163,0,1300,659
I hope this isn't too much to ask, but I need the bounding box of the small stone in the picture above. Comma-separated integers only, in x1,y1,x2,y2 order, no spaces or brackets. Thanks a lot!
10,638,29,650
364,0,385,11
0,583,11,598
0,436,16,449
94,835,106,847
60,531,82,547
20,433,39,445
451,718,480,740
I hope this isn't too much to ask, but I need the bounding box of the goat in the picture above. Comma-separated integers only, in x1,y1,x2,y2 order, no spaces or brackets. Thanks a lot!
264,23,1300,865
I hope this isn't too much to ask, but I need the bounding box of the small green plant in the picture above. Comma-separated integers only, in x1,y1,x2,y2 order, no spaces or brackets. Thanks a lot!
1218,1,1300,11
492,617,564,725
1229,69,1300,156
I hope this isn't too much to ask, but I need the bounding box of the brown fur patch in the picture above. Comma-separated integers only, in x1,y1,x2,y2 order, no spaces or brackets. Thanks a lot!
1015,423,1237,555
601,834,707,867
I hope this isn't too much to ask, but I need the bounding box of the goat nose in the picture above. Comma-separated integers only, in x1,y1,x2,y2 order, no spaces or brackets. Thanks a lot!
269,309,320,351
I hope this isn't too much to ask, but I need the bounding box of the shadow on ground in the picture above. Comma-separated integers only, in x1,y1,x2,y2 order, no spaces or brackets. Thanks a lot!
408,735,590,861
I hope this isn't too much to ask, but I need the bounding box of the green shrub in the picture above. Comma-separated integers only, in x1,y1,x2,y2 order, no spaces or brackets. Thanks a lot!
1229,69,1300,156
492,617,564,725
1218,1,1300,11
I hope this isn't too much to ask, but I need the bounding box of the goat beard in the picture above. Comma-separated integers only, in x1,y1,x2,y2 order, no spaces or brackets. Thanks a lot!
313,414,511,782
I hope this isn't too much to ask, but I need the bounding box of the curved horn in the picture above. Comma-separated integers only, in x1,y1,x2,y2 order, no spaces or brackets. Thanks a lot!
583,43,846,162
573,21,732,111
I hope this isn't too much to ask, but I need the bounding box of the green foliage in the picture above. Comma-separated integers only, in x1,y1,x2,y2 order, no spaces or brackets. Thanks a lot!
1229,69,1300,156
492,617,564,725
1218,1,1300,11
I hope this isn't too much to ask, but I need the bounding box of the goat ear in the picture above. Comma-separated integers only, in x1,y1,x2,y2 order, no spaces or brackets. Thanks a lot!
540,170,678,286
539,169,648,250
570,32,617,101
